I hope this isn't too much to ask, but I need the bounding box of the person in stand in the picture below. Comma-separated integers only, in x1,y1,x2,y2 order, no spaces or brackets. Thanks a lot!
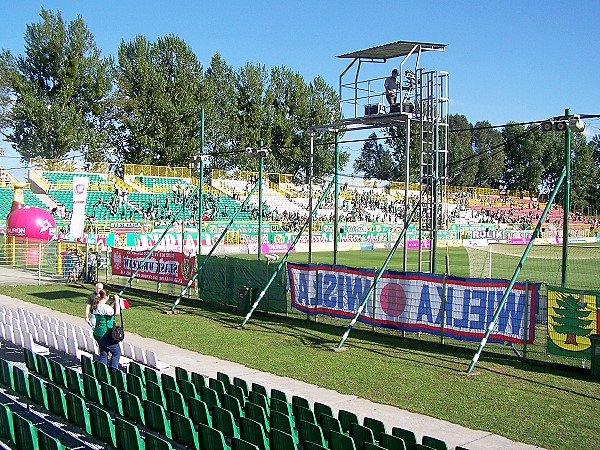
92,289,122,368
384,68,399,106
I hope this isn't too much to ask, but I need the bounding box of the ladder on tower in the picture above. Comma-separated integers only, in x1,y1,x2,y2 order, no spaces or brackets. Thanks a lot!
416,69,449,273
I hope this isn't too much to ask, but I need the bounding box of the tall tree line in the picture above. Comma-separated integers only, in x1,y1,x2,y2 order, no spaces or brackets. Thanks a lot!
354,115,600,211
0,8,342,180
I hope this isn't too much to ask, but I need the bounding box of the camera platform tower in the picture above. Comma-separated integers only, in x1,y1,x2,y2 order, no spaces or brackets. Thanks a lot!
310,41,449,273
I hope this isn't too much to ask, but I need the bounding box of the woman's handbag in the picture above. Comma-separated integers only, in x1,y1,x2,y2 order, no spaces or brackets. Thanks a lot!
111,310,125,342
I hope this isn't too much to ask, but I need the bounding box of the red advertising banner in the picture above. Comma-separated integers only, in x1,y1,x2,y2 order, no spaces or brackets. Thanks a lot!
111,248,195,286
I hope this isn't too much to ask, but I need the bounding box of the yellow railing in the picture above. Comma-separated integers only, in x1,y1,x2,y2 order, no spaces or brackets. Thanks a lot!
125,164,192,179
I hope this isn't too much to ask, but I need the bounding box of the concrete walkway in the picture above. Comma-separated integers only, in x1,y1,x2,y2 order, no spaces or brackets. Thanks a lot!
0,267,544,450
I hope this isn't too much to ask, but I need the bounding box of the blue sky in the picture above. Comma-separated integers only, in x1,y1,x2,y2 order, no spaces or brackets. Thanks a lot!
1,1,600,181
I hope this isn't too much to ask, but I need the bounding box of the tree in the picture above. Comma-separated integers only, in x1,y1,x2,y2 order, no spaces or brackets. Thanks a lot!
448,114,477,186
472,121,504,188
353,133,394,180
0,8,113,163
502,124,543,193
203,53,241,171
571,135,599,211
551,294,593,346
113,34,203,168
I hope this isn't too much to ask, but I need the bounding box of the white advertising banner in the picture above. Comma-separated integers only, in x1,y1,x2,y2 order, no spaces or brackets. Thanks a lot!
288,263,539,344
69,176,89,241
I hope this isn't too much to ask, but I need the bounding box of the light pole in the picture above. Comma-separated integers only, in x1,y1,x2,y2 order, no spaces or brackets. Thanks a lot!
191,155,206,270
246,143,270,260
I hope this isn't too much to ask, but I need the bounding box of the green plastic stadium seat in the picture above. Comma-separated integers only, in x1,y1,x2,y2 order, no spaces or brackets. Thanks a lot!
295,405,317,425
270,388,289,404
128,362,146,384
100,382,124,415
47,383,68,419
191,371,207,391
36,353,52,380
81,355,95,378
115,417,145,450
200,385,221,409
245,401,270,433
178,379,198,402
13,366,30,397
217,371,232,388
292,394,310,411
188,397,212,427
320,414,343,441
251,382,269,399
144,399,172,439
171,411,200,450
93,360,110,384
146,432,174,450
330,430,358,450
339,409,359,433
233,376,250,397
146,380,167,409
222,393,244,422
83,373,103,404
350,423,376,450
270,410,299,443
314,401,334,423
89,403,117,447
161,373,178,392
38,429,66,450
240,416,269,450
165,388,188,416
28,373,49,409
0,358,13,389
228,384,248,407
364,417,387,442
144,367,161,386
421,436,449,450
232,436,260,450
109,366,127,391
249,391,270,415
23,348,38,373
126,372,146,400
270,398,293,417
65,368,84,396
199,423,229,450
175,366,191,382
380,432,407,450
122,391,146,425
210,377,228,400
49,359,67,387
298,419,326,448
392,427,417,450
269,428,298,450
13,413,39,450
213,405,240,441
0,402,15,444
65,391,92,434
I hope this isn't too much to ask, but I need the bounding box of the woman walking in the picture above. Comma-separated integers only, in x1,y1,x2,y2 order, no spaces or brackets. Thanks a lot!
92,289,122,368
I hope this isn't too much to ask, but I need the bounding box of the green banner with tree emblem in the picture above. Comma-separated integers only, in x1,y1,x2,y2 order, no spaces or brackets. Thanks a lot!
547,286,600,360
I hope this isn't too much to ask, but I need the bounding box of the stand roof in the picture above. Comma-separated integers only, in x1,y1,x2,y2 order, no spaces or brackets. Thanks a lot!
337,40,446,60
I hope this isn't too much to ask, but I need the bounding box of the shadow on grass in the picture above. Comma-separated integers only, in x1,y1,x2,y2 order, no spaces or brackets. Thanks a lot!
65,283,596,389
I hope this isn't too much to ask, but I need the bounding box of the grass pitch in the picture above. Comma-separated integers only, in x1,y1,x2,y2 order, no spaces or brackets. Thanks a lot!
0,282,598,450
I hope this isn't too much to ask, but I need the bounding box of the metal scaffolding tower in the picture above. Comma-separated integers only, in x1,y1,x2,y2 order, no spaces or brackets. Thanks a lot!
311,41,449,272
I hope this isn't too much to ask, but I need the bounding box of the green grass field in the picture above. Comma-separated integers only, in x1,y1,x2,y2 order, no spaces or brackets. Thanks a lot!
0,282,598,450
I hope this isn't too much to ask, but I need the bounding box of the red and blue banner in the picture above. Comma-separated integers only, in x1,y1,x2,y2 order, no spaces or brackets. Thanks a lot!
111,248,195,286
288,263,539,344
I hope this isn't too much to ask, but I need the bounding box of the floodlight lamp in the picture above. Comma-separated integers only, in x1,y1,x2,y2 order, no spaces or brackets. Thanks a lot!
568,115,585,132
541,121,554,132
